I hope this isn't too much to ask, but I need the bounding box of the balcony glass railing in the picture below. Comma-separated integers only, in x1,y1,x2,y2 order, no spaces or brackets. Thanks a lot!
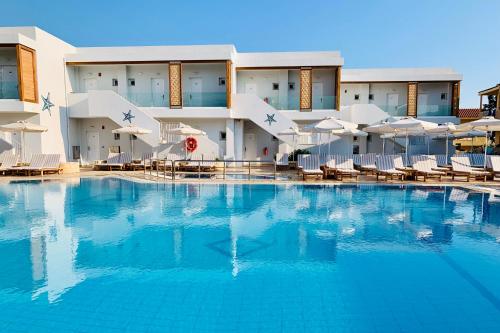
417,104,452,117
182,92,227,107
312,95,335,109
374,104,408,117
0,81,19,99
126,92,169,107
262,95,299,110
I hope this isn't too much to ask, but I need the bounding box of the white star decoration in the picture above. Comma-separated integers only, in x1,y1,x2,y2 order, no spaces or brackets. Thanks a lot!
41,93,54,115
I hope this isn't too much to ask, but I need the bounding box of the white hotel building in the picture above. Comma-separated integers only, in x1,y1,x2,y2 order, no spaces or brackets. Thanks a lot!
0,27,463,163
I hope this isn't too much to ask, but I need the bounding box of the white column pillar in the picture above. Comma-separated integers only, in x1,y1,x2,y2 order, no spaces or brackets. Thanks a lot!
225,119,235,159
234,119,244,161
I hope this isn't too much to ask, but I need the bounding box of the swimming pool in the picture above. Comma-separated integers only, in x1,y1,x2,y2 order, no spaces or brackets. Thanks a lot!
0,178,499,332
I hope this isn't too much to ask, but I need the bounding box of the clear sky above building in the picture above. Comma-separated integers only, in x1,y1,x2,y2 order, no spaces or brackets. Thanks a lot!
3,0,499,107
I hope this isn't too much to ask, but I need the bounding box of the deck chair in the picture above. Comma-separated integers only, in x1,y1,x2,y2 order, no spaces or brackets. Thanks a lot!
359,153,377,174
435,154,449,167
376,155,406,181
469,154,485,168
334,155,360,180
450,156,490,182
323,155,336,178
275,153,289,170
130,152,154,171
14,154,47,176
0,153,18,175
200,154,217,171
298,154,323,180
42,154,62,175
487,156,500,180
352,154,362,167
411,155,445,181
97,153,122,171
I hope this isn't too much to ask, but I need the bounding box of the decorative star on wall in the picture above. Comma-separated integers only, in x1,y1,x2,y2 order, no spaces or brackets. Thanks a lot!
265,113,277,126
122,110,135,123
41,93,54,115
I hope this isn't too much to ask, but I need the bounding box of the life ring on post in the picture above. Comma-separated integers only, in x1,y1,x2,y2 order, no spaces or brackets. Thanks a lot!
263,147,269,156
185,137,198,152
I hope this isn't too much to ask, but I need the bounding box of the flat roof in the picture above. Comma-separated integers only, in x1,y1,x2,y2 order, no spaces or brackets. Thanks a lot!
236,51,343,68
342,68,462,82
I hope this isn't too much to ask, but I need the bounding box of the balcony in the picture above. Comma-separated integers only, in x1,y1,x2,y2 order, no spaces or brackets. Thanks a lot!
261,95,299,110
417,104,452,117
126,91,168,107
0,81,19,99
374,104,408,117
312,95,335,109
182,92,226,107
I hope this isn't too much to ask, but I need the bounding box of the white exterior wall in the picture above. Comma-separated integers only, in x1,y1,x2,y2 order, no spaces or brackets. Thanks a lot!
182,63,226,94
369,83,408,108
340,83,370,105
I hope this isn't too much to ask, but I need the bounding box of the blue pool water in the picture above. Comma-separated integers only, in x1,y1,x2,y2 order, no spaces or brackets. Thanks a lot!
0,178,500,332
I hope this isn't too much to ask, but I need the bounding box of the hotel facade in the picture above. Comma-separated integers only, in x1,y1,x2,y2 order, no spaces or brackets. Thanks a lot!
0,27,463,162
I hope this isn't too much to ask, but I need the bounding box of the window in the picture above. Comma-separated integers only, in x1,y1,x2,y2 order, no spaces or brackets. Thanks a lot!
441,93,448,100
219,131,227,141
131,135,137,140
112,78,118,86
72,146,81,160
114,133,120,140
109,146,121,154
369,94,374,100
128,79,135,87
272,83,279,90
354,94,360,100
218,77,226,86
288,82,295,90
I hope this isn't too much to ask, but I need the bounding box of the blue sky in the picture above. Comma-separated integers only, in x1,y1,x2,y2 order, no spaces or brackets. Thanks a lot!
3,0,499,107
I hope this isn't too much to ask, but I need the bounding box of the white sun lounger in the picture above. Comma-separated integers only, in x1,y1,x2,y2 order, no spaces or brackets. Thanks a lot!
487,156,500,180
0,154,18,175
450,156,490,182
13,154,47,176
275,153,289,169
411,155,446,181
298,154,323,180
359,153,377,174
334,155,360,180
42,154,62,174
376,155,406,181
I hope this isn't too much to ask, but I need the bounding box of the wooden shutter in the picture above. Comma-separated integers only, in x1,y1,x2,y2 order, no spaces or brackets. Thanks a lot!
169,62,182,108
407,82,418,117
16,45,38,103
300,68,312,111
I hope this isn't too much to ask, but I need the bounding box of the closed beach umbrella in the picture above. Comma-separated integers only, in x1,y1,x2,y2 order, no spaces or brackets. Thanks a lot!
112,125,152,158
305,117,358,155
426,122,457,162
278,127,311,161
0,121,48,162
389,117,438,163
165,124,207,158
0,138,13,154
456,117,500,168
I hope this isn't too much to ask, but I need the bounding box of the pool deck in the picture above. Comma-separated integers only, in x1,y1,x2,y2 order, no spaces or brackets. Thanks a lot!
1,168,499,195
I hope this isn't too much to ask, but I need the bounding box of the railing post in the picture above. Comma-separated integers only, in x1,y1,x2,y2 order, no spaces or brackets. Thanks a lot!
164,158,166,181
274,161,277,180
223,160,226,180
198,160,201,180
248,161,251,180
172,160,176,181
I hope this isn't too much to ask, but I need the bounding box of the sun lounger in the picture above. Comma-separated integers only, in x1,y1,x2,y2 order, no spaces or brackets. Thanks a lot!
12,154,47,176
411,155,446,181
450,156,490,182
130,152,154,170
359,153,377,174
435,154,449,167
352,154,362,167
298,154,323,180
96,153,122,170
322,155,336,178
376,155,406,181
487,156,500,180
200,154,217,171
334,155,360,180
469,153,485,168
0,153,18,175
41,154,62,175
275,153,289,170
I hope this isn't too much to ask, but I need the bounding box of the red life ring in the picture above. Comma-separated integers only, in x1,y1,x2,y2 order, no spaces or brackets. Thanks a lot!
263,147,269,156
185,137,198,152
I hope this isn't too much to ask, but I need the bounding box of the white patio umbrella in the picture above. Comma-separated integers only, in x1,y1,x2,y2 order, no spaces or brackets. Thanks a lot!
0,138,13,154
426,122,457,162
305,117,357,155
0,121,48,162
389,117,438,164
278,127,311,161
331,128,368,136
363,121,396,155
165,124,207,158
112,125,152,158
456,117,500,168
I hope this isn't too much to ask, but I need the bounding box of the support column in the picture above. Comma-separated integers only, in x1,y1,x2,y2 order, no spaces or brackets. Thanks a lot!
226,60,232,108
496,90,500,145
234,119,244,161
225,119,235,159
451,82,460,116
300,67,312,111
335,66,341,111
169,62,182,108
407,82,418,117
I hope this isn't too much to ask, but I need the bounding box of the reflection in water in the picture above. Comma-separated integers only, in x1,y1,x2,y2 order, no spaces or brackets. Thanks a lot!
0,179,500,331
